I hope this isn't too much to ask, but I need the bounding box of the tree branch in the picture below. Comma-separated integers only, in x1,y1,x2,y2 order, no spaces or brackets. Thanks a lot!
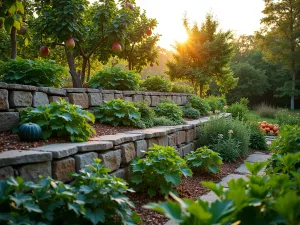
87,36,108,58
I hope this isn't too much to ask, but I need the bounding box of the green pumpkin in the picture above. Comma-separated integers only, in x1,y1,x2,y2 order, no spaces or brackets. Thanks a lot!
18,122,42,142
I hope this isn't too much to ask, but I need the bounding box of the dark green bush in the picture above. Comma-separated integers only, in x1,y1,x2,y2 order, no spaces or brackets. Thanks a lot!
227,102,249,121
19,99,95,142
154,101,185,124
199,118,250,159
1,59,68,87
140,75,171,92
204,96,226,112
171,83,194,94
188,96,211,115
89,66,140,90
130,145,192,197
249,123,269,150
134,100,155,128
239,97,249,107
0,159,138,225
270,125,300,154
212,133,241,161
95,99,144,128
185,146,223,173
182,103,200,119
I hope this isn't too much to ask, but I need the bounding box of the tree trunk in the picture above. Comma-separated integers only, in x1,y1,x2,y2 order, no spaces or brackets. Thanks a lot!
87,58,91,82
81,57,88,84
291,71,296,110
128,60,132,70
65,50,82,88
199,84,204,98
10,27,17,59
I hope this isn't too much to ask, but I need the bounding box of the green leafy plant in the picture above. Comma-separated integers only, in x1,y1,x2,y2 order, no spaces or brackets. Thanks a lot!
154,101,185,124
130,145,192,197
140,75,171,92
275,109,300,126
0,159,139,225
95,99,143,128
1,59,68,87
204,96,226,112
188,96,211,116
239,97,249,107
249,122,269,150
199,118,250,158
185,146,223,173
152,116,179,126
270,125,300,154
171,83,194,94
89,66,140,90
182,103,200,119
227,102,249,121
19,99,95,142
134,100,155,128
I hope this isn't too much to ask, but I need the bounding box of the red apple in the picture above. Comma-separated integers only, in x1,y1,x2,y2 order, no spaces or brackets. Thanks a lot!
66,37,75,50
17,25,26,35
125,2,133,9
112,41,122,52
40,46,50,57
145,29,152,36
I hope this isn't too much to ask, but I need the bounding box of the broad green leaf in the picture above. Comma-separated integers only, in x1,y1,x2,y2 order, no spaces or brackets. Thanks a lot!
147,188,156,197
164,173,180,185
85,208,105,225
23,202,43,213
208,165,218,174
131,175,143,184
144,201,183,222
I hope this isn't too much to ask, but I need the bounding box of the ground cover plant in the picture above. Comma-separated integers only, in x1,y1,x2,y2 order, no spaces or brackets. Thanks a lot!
130,145,192,197
154,101,185,124
19,99,95,142
88,66,140,90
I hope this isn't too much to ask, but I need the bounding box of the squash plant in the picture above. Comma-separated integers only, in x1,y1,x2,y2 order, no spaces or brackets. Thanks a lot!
19,99,95,142
130,145,192,197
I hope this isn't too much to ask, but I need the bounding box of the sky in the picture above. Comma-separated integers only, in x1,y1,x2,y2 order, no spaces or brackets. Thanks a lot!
135,0,265,49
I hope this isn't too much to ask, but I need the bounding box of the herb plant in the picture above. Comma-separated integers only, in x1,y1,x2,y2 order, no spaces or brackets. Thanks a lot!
185,146,223,173
19,99,95,142
212,133,241,161
152,116,179,126
227,102,249,121
130,145,192,197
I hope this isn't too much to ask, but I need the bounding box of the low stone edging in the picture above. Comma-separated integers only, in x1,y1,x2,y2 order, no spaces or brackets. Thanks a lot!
0,113,232,182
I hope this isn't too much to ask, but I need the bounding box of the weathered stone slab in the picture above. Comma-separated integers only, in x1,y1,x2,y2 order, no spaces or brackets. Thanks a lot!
91,133,145,145
144,95,151,105
199,117,210,123
9,91,32,107
68,93,89,109
154,126,177,134
157,136,168,146
32,92,49,107
122,91,135,95
0,166,14,180
52,157,75,182
186,120,201,127
177,131,186,145
64,88,87,93
200,191,219,203
218,174,248,188
146,138,159,149
0,82,8,89
133,95,143,102
235,163,266,176
246,154,271,163
76,141,113,152
47,87,67,96
48,96,69,103
115,94,123,99
168,133,177,147
110,167,130,180
126,127,170,138
0,89,9,110
135,140,147,157
186,129,194,143
86,88,100,93
0,112,19,131
181,143,195,156
99,150,121,172
7,83,37,91
102,93,114,102
182,96,188,105
31,143,78,159
0,150,52,167
18,161,51,182
101,90,115,94
120,142,136,164
74,152,98,171
88,92,102,106
151,96,160,106
165,220,178,225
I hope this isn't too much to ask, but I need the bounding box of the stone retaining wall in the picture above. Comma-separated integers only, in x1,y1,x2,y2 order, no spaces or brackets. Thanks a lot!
0,114,231,182
0,82,194,132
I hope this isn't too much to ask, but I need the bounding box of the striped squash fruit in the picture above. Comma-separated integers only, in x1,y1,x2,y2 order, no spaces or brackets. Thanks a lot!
18,122,42,142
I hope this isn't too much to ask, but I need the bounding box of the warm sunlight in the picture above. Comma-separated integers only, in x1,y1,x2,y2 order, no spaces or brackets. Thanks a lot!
174,28,188,43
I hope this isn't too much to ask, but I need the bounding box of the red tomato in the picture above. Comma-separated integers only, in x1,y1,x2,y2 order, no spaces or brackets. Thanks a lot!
265,127,270,133
273,127,278,132
269,124,274,130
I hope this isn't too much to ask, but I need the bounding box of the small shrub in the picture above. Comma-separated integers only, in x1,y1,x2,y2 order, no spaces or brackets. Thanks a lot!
1,59,68,87
130,145,192,197
182,103,200,119
19,99,95,142
255,102,278,118
204,96,226,112
199,118,250,158
152,116,179,126
275,109,300,126
239,97,249,107
171,83,194,94
134,100,155,128
249,123,269,150
185,146,223,173
270,125,300,154
154,101,184,123
140,75,171,92
188,96,211,115
0,60,6,75
95,99,143,128
227,102,249,121
89,66,140,90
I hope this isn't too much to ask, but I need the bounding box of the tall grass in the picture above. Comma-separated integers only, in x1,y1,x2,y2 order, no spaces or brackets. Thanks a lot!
255,103,279,119
275,109,300,126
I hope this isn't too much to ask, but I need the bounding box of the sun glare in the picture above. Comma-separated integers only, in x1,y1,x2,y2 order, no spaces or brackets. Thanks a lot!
175,30,188,43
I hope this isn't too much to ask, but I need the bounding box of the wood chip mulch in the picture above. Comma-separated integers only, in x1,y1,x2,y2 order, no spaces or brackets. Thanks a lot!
0,123,138,152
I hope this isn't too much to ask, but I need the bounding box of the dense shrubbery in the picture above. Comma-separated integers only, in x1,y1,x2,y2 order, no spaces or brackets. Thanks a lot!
19,99,95,142
140,75,171,92
188,96,211,116
94,99,143,128
171,83,194,94
182,103,200,119
154,101,185,124
130,145,192,197
227,102,249,121
249,122,269,150
0,159,138,225
275,109,300,126
185,146,223,173
134,100,155,128
255,102,278,118
0,59,68,87
89,66,140,90
199,118,250,160
204,96,226,112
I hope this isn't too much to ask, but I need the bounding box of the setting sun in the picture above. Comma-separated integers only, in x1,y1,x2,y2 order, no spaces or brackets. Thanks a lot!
174,28,188,43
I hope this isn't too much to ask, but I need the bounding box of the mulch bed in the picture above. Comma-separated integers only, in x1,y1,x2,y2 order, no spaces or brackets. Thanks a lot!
0,123,138,152
128,155,248,225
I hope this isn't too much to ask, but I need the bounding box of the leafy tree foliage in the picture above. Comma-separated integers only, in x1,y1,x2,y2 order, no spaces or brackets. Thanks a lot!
166,14,237,96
